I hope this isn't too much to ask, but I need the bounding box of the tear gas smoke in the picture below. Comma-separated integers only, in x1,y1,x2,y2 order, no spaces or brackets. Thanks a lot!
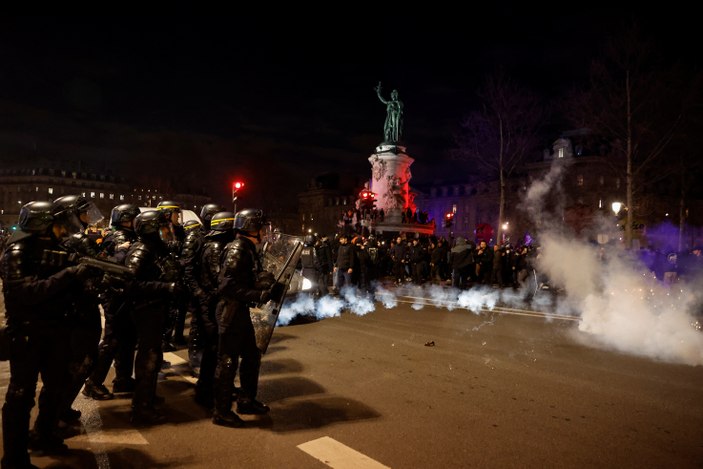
278,159,702,366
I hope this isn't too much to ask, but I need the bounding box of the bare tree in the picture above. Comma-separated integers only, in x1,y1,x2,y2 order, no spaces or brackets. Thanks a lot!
452,71,543,244
564,24,690,249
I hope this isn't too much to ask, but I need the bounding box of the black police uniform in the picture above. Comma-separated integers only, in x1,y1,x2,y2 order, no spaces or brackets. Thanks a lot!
84,217,139,398
192,213,235,407
213,229,272,426
124,211,180,424
0,202,89,467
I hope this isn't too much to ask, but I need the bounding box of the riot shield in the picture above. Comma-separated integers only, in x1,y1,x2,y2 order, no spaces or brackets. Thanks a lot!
250,233,303,353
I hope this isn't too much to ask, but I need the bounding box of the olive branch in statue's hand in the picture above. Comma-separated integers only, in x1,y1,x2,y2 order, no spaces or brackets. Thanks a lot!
374,81,382,92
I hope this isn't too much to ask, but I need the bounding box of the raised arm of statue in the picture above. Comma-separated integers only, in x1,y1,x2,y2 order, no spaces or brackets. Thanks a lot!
375,82,388,104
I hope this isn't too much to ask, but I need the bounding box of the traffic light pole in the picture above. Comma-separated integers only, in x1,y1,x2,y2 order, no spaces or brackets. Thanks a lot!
232,181,244,214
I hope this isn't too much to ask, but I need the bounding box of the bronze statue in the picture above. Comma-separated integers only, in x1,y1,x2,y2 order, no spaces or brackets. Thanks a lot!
375,82,403,143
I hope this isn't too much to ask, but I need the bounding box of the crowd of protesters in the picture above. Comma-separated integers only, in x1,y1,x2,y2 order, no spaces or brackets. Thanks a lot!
301,231,538,295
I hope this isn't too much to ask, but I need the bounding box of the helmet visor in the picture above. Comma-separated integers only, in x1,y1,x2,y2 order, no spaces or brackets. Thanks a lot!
80,202,104,226
259,222,274,245
56,212,85,239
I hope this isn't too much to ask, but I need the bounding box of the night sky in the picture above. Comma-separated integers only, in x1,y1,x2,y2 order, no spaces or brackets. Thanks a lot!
0,11,695,211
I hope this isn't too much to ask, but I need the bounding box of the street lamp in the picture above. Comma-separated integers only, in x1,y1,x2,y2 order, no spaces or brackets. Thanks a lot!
611,201,623,216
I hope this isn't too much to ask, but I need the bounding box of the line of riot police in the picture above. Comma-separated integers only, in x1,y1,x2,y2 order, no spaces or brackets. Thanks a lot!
0,196,281,468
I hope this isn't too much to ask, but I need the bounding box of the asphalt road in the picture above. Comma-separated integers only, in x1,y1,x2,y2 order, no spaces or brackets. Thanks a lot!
1,289,702,468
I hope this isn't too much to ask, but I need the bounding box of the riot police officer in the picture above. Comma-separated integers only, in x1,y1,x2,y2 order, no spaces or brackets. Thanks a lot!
184,203,227,372
192,211,236,408
156,200,187,351
212,208,276,427
1,201,96,467
125,210,180,424
83,203,140,400
199,203,227,232
45,195,105,433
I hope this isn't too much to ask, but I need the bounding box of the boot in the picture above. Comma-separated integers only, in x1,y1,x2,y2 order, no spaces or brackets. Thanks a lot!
82,380,114,400
212,410,244,427
27,430,68,455
130,406,165,426
112,377,136,394
212,357,239,426
236,398,270,415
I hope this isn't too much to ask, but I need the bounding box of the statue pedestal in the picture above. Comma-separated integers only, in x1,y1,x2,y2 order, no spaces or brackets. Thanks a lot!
368,144,414,217
366,143,434,236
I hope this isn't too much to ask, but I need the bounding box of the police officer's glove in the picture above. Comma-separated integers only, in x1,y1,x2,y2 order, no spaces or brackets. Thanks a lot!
255,271,276,290
103,273,133,294
259,289,272,304
74,263,102,282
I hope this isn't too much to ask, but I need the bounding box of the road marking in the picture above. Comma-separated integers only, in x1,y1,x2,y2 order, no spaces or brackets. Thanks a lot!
396,296,579,322
72,428,149,445
163,351,197,384
298,436,390,469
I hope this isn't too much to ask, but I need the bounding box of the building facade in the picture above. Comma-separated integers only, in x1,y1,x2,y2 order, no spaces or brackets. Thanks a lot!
0,165,211,231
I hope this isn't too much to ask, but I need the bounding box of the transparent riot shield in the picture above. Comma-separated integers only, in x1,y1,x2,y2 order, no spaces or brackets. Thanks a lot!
251,233,304,353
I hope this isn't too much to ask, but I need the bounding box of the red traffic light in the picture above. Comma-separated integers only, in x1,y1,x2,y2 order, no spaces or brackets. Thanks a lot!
360,190,375,200
445,212,454,220
232,181,244,191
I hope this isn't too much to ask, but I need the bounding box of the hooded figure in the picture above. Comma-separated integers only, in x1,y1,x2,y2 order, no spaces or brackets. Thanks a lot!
449,237,474,289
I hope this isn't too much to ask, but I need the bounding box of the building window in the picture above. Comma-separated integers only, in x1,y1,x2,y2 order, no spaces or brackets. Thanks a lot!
599,176,604,186
119,195,125,201
109,194,114,200
99,193,105,199
558,148,564,158
616,178,621,189
576,175,584,186
35,186,39,192
48,187,54,195
90,192,95,198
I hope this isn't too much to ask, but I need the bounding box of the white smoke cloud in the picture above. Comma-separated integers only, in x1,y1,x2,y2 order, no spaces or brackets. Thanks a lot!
523,159,703,366
274,157,702,366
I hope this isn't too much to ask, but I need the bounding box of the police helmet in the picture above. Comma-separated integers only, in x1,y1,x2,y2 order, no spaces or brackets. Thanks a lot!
109,203,140,227
52,194,104,228
304,234,316,246
209,211,235,232
234,208,267,235
183,219,202,232
18,201,54,233
156,200,183,224
200,203,226,229
134,210,169,238
156,200,182,212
